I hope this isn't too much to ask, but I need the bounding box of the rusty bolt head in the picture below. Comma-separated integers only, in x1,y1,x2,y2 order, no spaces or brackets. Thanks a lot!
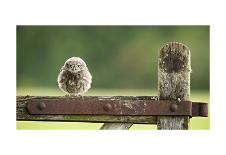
38,102,46,111
170,103,178,112
103,103,112,112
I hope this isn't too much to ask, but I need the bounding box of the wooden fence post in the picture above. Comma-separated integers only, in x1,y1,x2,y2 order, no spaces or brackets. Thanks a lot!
157,42,191,130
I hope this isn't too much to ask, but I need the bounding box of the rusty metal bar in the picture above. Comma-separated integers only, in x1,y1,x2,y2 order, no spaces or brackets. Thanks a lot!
192,102,208,117
16,96,208,117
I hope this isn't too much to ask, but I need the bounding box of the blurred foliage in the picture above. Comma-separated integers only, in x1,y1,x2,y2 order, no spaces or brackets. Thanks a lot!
16,26,209,89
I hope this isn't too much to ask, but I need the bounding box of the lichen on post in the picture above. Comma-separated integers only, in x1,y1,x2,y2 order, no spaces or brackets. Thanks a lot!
157,42,191,130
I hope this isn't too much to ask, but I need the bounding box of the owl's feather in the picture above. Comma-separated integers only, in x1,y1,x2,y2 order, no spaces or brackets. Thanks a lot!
57,57,92,96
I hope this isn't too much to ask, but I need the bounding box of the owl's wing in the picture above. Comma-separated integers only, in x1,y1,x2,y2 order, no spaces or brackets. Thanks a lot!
60,66,66,71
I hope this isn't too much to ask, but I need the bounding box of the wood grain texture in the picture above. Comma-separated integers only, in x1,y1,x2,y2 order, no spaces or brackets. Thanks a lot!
157,42,191,130
16,96,157,124
99,96,159,130
100,123,133,130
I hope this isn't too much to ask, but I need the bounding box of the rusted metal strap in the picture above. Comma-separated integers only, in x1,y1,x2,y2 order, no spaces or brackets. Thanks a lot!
192,102,208,117
25,97,208,117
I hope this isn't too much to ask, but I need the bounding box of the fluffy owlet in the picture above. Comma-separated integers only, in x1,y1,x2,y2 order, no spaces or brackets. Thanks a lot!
57,57,92,96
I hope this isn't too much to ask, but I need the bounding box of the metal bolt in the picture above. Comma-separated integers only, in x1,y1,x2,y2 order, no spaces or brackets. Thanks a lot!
170,103,178,112
38,102,46,111
103,103,112,112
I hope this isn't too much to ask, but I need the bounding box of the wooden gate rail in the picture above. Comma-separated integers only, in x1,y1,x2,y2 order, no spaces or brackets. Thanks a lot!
16,96,208,124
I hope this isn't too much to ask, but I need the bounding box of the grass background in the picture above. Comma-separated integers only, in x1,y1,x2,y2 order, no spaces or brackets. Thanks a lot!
16,87,209,130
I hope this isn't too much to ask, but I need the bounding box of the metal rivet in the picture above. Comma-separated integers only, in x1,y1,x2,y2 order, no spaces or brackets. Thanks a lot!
170,103,178,112
38,102,46,111
103,103,112,112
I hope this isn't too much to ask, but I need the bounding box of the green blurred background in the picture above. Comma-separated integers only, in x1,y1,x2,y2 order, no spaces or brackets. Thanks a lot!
16,26,209,130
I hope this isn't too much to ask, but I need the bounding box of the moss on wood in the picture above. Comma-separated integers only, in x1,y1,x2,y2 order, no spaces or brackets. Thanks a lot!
157,42,191,130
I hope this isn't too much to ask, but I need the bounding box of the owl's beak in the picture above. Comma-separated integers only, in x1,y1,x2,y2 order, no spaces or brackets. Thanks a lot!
72,65,78,73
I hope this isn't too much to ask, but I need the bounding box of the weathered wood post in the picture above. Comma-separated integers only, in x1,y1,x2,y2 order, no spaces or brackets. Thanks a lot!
157,42,191,129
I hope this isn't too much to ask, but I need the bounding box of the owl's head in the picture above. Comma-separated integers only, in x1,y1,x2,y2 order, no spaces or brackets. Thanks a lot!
63,57,87,74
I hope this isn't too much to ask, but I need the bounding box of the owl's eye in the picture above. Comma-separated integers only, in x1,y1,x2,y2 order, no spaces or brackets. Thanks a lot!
77,65,81,68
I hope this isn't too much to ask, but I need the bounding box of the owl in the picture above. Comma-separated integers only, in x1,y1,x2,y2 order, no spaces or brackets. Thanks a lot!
57,57,92,96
